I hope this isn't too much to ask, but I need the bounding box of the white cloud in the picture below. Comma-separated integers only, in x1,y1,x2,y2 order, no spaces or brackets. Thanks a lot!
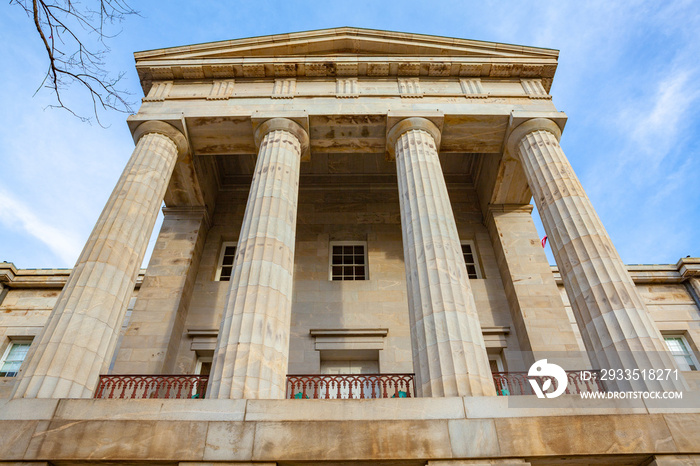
0,189,82,265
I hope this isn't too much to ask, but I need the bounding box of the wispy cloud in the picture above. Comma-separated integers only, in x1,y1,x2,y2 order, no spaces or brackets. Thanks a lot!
0,189,82,265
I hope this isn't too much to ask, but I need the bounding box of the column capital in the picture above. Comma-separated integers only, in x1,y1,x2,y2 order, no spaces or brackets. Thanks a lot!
386,117,442,160
253,117,310,155
132,120,189,158
506,118,561,155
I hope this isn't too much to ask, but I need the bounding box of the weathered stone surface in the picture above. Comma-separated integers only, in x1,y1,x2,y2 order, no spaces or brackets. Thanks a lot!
495,414,678,456
34,419,207,461
202,422,255,461
114,207,208,374
509,119,686,392
485,204,586,366
251,420,453,461
53,398,246,421
0,420,44,460
650,455,700,466
447,419,501,457
208,119,308,399
245,396,465,421
12,126,185,399
390,117,494,397
663,414,700,452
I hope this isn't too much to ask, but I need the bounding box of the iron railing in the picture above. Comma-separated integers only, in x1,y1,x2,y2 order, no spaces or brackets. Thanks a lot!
286,373,415,399
492,370,605,396
93,371,602,399
94,374,209,399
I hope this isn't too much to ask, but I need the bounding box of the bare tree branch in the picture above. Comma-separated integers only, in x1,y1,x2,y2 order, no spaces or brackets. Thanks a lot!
11,0,139,126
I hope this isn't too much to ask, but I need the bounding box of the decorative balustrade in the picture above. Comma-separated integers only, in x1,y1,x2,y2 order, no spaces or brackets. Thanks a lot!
492,370,605,396
94,374,209,399
286,373,415,399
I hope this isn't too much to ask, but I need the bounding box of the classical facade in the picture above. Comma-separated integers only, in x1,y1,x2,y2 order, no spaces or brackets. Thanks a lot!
1,28,699,465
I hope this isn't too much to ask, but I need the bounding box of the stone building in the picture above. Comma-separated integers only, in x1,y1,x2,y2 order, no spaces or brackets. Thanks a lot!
1,28,699,465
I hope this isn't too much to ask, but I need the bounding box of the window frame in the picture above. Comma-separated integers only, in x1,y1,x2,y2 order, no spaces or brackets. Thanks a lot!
215,241,238,282
663,334,699,371
0,338,33,378
328,241,369,281
195,356,213,375
460,240,483,279
488,352,505,372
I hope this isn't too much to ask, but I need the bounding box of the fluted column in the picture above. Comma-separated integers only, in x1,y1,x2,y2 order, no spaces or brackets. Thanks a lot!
507,118,686,391
12,121,188,398
208,118,308,399
388,118,495,397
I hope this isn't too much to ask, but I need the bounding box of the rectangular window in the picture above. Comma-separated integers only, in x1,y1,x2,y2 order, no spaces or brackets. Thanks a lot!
0,339,33,377
330,242,368,281
461,240,483,279
664,335,699,371
488,352,505,373
215,241,237,281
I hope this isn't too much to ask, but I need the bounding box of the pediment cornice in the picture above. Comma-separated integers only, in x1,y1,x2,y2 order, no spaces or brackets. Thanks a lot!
135,27,559,93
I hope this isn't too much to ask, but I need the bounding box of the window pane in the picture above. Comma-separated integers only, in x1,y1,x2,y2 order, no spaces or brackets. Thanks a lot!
331,244,367,281
225,246,236,255
467,265,477,278
1,343,31,377
665,338,686,354
222,255,234,266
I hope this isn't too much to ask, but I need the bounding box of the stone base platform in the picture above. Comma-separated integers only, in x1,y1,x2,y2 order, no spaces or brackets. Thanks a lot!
0,396,698,465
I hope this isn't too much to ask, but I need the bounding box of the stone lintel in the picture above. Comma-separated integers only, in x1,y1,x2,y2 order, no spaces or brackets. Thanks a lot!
310,328,389,353
309,328,389,338
188,328,219,354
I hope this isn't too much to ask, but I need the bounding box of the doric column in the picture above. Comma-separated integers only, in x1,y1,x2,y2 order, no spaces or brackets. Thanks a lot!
388,117,495,397
507,118,686,391
112,206,209,374
12,121,187,398
208,118,308,399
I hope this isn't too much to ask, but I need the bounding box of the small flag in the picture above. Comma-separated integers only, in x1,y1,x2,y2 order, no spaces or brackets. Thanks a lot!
541,235,548,248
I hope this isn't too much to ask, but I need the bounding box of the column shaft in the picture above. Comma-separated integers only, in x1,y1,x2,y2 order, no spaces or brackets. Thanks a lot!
392,119,495,397
512,121,685,391
208,121,305,399
13,130,181,398
112,207,208,374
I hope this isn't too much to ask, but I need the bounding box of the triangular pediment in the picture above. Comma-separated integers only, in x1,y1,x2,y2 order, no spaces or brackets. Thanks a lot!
135,27,558,61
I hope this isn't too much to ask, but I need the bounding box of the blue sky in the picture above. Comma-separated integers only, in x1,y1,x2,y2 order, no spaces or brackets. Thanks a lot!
1,1,698,269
